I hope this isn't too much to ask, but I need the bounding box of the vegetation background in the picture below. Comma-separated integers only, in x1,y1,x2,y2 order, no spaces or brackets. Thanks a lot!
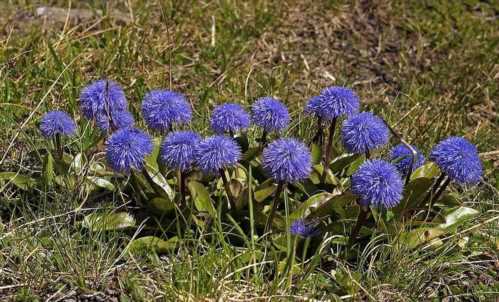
0,0,498,301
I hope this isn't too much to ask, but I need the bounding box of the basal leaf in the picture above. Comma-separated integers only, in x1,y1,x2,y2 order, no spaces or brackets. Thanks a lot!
410,162,440,180
127,236,178,255
0,172,37,191
83,212,136,231
187,181,217,217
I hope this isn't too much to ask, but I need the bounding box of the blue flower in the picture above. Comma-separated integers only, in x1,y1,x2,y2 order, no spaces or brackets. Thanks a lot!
351,159,403,208
429,137,482,185
341,112,389,154
317,86,360,120
39,111,77,138
96,110,135,132
160,131,201,172
251,97,290,133
80,80,128,120
304,96,321,116
290,219,319,237
141,90,192,131
262,138,312,183
210,103,250,134
195,135,241,174
389,144,425,176
106,128,153,173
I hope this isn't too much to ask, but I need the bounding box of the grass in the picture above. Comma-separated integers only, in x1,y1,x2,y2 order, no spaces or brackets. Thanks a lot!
1,0,498,300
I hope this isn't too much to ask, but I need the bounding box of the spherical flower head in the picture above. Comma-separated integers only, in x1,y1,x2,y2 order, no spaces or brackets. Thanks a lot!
341,112,389,154
262,138,312,183
39,110,77,138
251,97,290,133
195,135,241,174
106,128,153,173
429,137,482,185
210,103,250,134
141,90,192,131
389,144,425,176
290,219,319,237
96,110,135,132
304,96,321,116
318,86,360,120
352,159,403,208
80,80,127,120
160,131,201,172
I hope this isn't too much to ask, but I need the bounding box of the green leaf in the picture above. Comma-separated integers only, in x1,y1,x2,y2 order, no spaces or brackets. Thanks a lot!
144,163,175,201
82,212,136,231
330,153,359,173
345,156,365,176
311,143,322,164
43,153,55,185
0,172,37,191
86,176,116,191
393,178,433,216
398,227,445,249
410,162,440,180
438,207,479,230
127,236,178,255
149,197,176,213
69,153,84,174
187,181,216,217
309,192,357,219
290,192,334,220
254,179,276,202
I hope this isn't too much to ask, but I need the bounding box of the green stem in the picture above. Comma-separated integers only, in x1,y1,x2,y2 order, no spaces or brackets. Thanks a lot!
55,134,63,160
264,181,285,234
320,118,337,183
349,205,369,246
220,169,236,210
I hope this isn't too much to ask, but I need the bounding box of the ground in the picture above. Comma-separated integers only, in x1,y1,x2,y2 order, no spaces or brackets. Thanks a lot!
0,0,498,301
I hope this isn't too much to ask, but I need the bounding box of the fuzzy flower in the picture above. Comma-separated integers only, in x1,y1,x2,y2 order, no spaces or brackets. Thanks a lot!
351,159,403,208
39,110,77,138
389,144,425,176
290,219,319,237
195,135,241,174
341,112,389,154
251,97,290,133
96,110,135,132
80,80,127,120
317,86,360,120
304,96,321,116
210,103,250,134
141,90,192,131
429,137,482,185
106,128,153,173
160,131,201,172
262,138,312,183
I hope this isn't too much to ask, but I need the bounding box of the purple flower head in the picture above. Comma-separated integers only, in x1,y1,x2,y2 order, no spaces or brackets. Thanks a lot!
160,131,201,172
80,80,127,120
141,90,192,131
429,137,482,185
96,110,135,132
304,96,321,116
341,112,389,154
195,135,241,174
317,86,360,120
262,138,312,183
351,159,403,208
290,219,320,237
210,103,250,134
251,97,290,133
106,128,153,173
389,144,425,176
39,111,77,138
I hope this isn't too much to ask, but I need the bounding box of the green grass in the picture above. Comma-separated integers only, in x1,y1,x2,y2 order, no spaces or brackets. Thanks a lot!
1,0,498,300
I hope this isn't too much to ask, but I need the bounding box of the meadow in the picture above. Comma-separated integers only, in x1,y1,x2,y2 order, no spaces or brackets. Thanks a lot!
0,1,498,301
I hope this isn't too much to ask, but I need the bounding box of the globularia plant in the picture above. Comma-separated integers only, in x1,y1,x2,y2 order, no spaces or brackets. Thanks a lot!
24,77,484,275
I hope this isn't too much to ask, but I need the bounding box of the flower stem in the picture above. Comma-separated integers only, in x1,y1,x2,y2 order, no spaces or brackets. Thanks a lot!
422,173,446,206
259,130,268,151
220,169,236,210
311,118,323,145
429,176,450,208
54,134,63,160
264,181,285,234
177,169,186,207
348,205,369,246
320,118,337,183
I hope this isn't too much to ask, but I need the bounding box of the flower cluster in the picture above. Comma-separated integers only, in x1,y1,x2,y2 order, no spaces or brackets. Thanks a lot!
389,144,425,176
262,138,311,183
251,97,290,133
210,103,250,134
39,111,76,138
142,90,192,132
341,112,389,154
106,128,153,173
308,86,360,120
